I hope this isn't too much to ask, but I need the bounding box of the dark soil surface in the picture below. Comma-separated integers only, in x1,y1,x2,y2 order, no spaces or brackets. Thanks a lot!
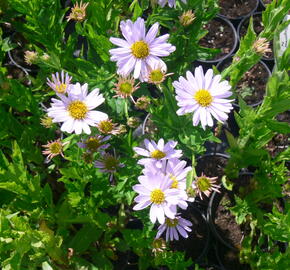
218,0,257,19
239,14,274,59
219,59,269,106
172,206,209,261
199,19,235,60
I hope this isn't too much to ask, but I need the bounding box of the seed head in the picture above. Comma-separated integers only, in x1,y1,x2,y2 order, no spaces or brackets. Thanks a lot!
179,10,195,27
253,38,271,55
135,96,151,110
24,51,38,65
127,117,140,128
67,1,89,22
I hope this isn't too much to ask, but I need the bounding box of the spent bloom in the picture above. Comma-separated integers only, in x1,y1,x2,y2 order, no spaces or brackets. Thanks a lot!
173,66,233,129
253,38,271,55
40,115,54,128
114,76,140,98
135,96,151,110
133,172,187,224
47,71,72,95
47,83,108,135
66,1,89,22
42,139,68,161
156,216,192,241
94,153,124,173
24,50,38,65
77,135,111,153
192,173,220,199
97,119,122,135
109,17,175,81
133,138,182,168
157,0,187,8
179,10,195,26
147,62,173,85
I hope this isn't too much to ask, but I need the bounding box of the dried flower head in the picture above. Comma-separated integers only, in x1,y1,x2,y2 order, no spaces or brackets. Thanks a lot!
24,51,38,65
192,173,220,199
114,77,140,98
96,119,122,135
78,135,111,153
135,96,151,110
179,10,195,26
127,117,141,128
40,115,54,128
152,238,166,255
82,152,94,163
253,38,271,55
42,139,68,161
147,63,173,85
67,1,89,22
94,153,124,173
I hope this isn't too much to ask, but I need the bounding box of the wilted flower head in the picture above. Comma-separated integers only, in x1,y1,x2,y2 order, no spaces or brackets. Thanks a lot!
114,76,140,98
152,238,166,255
77,135,111,153
173,66,233,129
192,173,220,199
133,138,182,168
40,115,54,128
147,63,173,85
94,152,124,173
67,1,89,22
179,10,195,26
47,83,108,134
109,17,175,81
135,96,151,110
82,152,93,163
156,215,192,241
253,38,271,55
127,117,141,128
24,50,38,65
157,0,187,8
42,139,68,161
97,119,122,135
133,172,188,224
47,71,72,95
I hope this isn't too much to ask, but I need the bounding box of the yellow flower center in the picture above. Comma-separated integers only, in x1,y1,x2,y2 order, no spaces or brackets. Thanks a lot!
98,120,113,133
104,156,119,171
169,174,178,189
149,69,164,84
131,40,150,59
150,150,166,160
194,89,213,107
68,100,88,120
150,189,165,204
86,138,101,152
49,142,62,154
196,176,211,192
55,83,67,94
120,82,133,94
165,218,178,227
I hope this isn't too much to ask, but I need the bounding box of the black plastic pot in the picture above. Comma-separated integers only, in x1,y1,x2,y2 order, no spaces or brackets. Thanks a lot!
218,0,259,27
217,57,271,108
259,0,273,9
237,12,274,69
194,16,238,70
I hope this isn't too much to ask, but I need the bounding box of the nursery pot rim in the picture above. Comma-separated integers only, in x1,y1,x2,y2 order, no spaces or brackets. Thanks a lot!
197,15,238,64
237,11,274,61
216,57,272,108
218,0,259,22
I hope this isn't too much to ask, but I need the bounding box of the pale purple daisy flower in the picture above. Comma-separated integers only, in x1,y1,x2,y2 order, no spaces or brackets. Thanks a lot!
77,135,111,153
109,17,175,81
133,139,182,168
47,83,108,135
143,158,191,191
47,71,72,95
94,152,125,173
156,215,192,241
133,172,187,224
173,66,233,129
157,0,187,8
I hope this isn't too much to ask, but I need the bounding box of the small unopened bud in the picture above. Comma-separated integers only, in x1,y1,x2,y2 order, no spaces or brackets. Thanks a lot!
118,124,127,134
67,1,89,22
127,117,140,128
40,115,54,128
41,53,50,61
179,10,195,27
253,38,271,55
135,96,150,110
24,51,38,65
